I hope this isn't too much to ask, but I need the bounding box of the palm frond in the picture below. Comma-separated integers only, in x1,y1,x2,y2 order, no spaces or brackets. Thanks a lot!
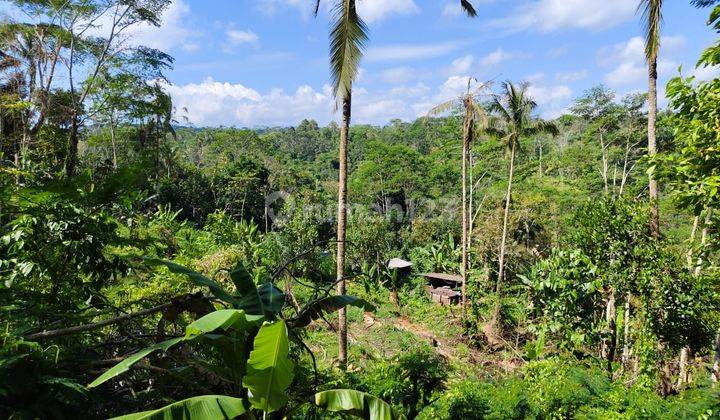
637,0,663,61
524,119,559,137
427,99,458,117
329,0,368,101
460,0,477,17
471,102,489,129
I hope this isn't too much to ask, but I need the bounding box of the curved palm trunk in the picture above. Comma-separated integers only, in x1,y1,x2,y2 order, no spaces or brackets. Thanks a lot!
648,58,660,238
337,92,351,369
497,140,516,293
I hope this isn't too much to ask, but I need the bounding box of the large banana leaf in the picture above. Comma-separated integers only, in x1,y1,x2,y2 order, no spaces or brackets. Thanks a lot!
242,320,294,413
185,309,262,336
313,389,403,420
110,395,246,420
89,310,256,388
145,258,240,306
236,282,285,319
288,296,375,328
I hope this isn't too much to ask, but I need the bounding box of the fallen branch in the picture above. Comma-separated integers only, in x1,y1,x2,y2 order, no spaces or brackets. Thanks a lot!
24,296,207,341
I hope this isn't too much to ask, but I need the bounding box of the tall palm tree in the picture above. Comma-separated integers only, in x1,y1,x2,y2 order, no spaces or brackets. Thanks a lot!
485,82,558,292
428,78,488,310
315,0,368,369
638,0,662,238
315,0,477,368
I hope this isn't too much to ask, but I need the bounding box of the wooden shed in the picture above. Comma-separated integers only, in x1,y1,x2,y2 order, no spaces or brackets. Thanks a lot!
419,272,462,305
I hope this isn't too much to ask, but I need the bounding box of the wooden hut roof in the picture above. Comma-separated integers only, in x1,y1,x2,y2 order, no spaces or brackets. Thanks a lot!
418,272,463,283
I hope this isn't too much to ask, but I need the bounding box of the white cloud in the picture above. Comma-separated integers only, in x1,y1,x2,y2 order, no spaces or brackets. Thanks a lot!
447,55,475,75
527,83,573,119
226,29,259,45
480,49,525,66
555,70,588,83
692,65,720,81
357,0,419,23
492,0,637,33
163,77,333,126
366,42,461,62
601,36,683,87
118,0,201,52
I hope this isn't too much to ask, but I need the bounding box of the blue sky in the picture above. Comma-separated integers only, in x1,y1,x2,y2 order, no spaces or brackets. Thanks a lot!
2,0,718,127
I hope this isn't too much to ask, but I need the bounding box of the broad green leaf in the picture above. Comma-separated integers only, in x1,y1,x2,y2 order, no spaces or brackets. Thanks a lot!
229,262,254,295
185,309,262,337
288,296,375,328
90,310,261,388
236,282,285,318
258,283,285,317
313,389,403,420
110,395,246,420
242,320,294,413
145,258,239,305
88,337,185,388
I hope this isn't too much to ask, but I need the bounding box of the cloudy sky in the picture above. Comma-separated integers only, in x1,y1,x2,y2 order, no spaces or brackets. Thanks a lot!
2,0,718,127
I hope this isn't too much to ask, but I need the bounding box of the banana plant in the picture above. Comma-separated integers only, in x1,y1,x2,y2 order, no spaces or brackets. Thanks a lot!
89,258,379,419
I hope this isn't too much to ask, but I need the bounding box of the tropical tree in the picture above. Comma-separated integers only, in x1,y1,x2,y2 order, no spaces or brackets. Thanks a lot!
313,0,368,370
427,77,489,309
485,81,558,293
638,0,662,238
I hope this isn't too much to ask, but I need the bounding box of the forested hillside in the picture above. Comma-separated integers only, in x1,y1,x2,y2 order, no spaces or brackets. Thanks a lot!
2,0,720,419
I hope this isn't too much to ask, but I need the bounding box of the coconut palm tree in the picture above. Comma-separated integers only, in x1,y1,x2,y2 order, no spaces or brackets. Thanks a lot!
314,0,368,369
315,0,478,369
485,81,558,292
638,0,662,238
427,77,489,310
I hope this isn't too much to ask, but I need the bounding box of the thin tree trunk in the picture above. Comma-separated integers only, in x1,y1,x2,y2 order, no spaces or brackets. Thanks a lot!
66,111,80,176
600,132,609,194
336,93,351,370
687,215,700,273
648,59,660,238
622,292,631,367
677,347,690,388
604,291,617,375
110,113,118,170
497,141,516,293
461,98,472,310
712,329,720,382
694,208,712,277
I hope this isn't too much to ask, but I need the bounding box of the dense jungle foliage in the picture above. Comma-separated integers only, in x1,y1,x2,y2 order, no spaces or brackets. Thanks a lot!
3,0,720,419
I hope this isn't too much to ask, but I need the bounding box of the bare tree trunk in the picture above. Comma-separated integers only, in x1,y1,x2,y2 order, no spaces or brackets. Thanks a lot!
497,140,516,293
694,208,712,277
677,347,690,388
712,330,720,382
461,98,473,310
65,111,80,176
687,215,700,273
648,59,660,238
622,292,631,368
600,132,609,194
603,291,617,375
336,93,351,370
110,113,118,170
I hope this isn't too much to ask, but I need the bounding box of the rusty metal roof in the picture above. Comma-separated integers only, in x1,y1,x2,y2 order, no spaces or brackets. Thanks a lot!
419,272,463,283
